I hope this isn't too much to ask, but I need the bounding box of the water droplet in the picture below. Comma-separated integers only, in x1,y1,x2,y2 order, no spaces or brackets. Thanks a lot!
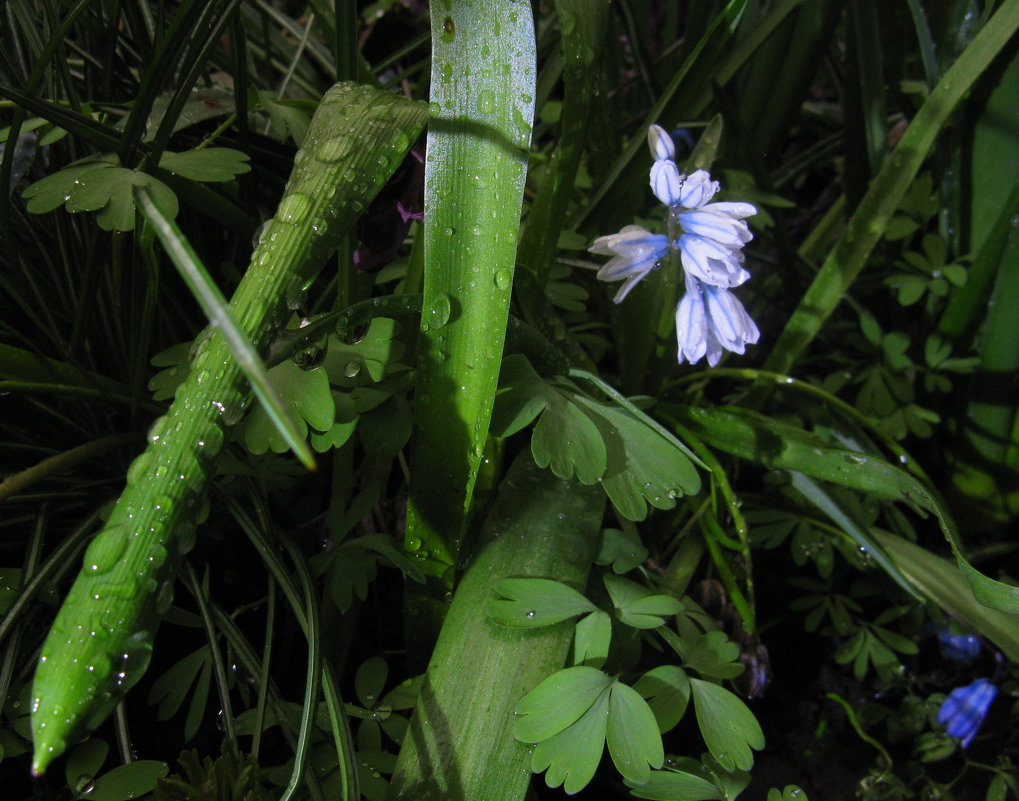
478,90,496,114
841,452,868,465
428,101,441,117
343,361,361,378
525,610,536,619
318,136,353,162
441,15,455,41
276,192,310,224
494,269,512,289
426,293,452,329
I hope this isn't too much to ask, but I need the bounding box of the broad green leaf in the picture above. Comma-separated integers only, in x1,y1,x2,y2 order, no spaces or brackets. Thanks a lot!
689,679,764,771
78,760,168,801
767,785,808,801
606,681,664,785
634,666,690,734
531,688,610,795
488,578,597,628
574,611,612,668
159,148,250,182
514,666,613,744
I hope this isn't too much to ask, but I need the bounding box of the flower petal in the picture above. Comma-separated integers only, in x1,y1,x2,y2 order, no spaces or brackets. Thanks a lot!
676,170,719,208
648,124,676,162
703,283,760,352
703,201,758,219
675,277,707,365
678,209,753,247
678,235,750,287
938,679,998,748
650,160,684,207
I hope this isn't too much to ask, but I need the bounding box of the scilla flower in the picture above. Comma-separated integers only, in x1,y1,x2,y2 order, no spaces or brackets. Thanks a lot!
937,678,998,748
590,124,760,366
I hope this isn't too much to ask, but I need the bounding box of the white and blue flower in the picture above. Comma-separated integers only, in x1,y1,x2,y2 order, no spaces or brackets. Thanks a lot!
590,124,761,366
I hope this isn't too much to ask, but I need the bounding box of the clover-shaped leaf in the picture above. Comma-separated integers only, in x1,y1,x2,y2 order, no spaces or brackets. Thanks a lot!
492,355,606,483
24,155,178,231
159,148,250,182
597,527,649,574
634,666,690,734
625,753,750,800
689,679,764,771
682,632,744,681
22,156,118,213
243,359,334,455
518,668,664,793
530,687,609,795
574,610,612,668
149,343,191,401
575,397,700,522
606,681,665,785
514,666,612,744
489,578,597,629
604,575,683,629
324,318,404,384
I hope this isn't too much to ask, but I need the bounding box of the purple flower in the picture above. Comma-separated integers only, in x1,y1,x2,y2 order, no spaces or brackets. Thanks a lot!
937,678,997,747
590,124,760,366
937,629,982,665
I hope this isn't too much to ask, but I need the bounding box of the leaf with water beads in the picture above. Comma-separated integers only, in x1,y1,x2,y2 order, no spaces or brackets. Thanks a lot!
488,578,597,628
689,678,764,772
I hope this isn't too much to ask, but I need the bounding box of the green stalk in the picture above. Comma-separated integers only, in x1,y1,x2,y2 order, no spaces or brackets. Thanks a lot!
391,452,604,801
31,83,428,774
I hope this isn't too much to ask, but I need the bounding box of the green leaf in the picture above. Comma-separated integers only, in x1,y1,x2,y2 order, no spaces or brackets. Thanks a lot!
682,632,744,680
22,156,118,213
768,786,809,801
147,646,211,721
148,343,191,401
79,760,169,801
355,657,389,710
606,681,664,785
243,359,334,454
531,688,610,795
488,578,597,628
514,666,613,744
324,318,405,384
689,679,764,771
574,610,612,668
627,766,722,801
634,666,690,734
574,397,700,521
596,527,649,574
65,739,108,795
159,148,250,182
675,404,1019,614
491,354,555,437
604,575,683,629
532,392,607,484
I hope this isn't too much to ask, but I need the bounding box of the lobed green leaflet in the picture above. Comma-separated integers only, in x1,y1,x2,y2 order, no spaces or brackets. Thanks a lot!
30,81,428,774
